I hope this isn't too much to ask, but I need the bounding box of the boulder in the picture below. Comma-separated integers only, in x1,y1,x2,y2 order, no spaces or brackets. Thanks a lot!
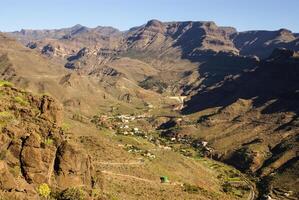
54,142,94,189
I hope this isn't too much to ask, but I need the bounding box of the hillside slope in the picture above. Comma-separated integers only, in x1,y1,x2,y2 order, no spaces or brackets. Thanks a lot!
0,33,171,116
183,49,299,199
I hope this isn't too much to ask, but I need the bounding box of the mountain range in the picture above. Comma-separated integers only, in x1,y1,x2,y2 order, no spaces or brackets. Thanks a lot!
0,20,298,199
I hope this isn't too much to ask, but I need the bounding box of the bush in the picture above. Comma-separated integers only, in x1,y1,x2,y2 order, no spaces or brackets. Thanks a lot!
58,187,86,200
183,183,201,194
0,111,14,123
37,183,51,198
0,80,13,87
0,111,15,130
14,96,29,106
61,122,71,132
44,138,53,146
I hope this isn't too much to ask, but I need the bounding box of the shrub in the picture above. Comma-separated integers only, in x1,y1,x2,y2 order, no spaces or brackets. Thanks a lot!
91,189,102,198
183,183,201,194
0,111,15,130
44,138,53,146
58,187,86,200
14,96,29,106
37,183,51,198
61,122,71,132
0,80,13,87
0,111,14,123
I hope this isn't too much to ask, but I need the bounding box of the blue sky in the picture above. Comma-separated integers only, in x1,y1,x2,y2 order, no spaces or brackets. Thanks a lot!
1,0,298,32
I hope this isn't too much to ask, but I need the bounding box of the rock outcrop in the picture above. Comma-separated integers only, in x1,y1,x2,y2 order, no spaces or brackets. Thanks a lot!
0,84,99,199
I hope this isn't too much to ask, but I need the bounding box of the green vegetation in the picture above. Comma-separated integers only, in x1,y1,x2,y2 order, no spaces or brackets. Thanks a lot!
195,158,251,198
222,182,249,197
58,187,86,200
91,189,102,199
14,96,29,106
0,111,14,121
0,80,13,87
0,111,15,128
61,122,71,132
44,138,54,146
37,183,51,199
183,183,202,194
139,76,168,93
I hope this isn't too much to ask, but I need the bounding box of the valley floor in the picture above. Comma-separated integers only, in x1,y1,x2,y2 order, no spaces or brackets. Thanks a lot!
65,114,256,200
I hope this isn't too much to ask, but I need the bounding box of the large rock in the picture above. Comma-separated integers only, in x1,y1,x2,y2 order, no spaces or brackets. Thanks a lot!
21,133,57,184
0,161,17,190
39,95,63,126
54,142,94,189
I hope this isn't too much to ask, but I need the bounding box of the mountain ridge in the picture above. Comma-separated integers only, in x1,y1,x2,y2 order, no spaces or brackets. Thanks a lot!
1,19,299,199
7,19,299,59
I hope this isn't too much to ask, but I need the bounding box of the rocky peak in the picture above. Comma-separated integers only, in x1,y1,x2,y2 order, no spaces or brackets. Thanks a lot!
70,24,85,30
145,19,163,28
201,21,218,30
277,28,293,35
275,28,296,41
143,19,165,34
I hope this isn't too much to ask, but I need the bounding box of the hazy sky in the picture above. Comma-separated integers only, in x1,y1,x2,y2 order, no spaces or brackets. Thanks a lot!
1,0,298,32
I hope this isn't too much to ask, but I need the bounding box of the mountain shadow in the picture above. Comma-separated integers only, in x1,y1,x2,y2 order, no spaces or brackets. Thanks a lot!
183,49,299,116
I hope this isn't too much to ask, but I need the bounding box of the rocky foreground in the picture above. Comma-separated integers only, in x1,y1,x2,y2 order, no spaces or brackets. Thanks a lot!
0,82,101,199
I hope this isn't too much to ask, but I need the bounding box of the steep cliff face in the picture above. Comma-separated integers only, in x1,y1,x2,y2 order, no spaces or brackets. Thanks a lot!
0,83,100,199
118,20,238,58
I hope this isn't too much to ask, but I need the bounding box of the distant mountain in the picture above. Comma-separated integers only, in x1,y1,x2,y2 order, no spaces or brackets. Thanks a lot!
232,28,299,58
0,32,253,200
3,20,299,199
8,24,120,42
0,33,167,115
7,20,299,60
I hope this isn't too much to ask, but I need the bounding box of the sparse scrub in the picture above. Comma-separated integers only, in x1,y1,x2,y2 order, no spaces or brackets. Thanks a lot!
61,122,71,132
0,80,13,87
58,187,86,200
14,96,29,106
91,189,102,199
0,111,15,127
44,137,53,146
183,183,201,194
139,76,168,93
37,183,51,199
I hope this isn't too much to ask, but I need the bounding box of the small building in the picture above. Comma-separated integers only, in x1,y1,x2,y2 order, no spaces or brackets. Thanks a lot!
160,176,169,183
